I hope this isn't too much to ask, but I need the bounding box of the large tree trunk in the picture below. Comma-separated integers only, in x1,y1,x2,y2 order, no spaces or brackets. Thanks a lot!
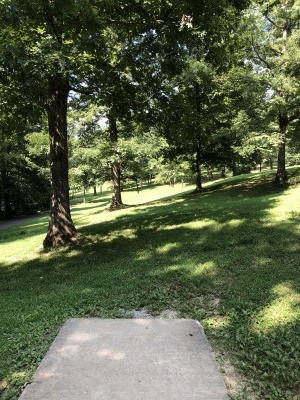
43,75,79,248
275,112,288,183
108,114,123,210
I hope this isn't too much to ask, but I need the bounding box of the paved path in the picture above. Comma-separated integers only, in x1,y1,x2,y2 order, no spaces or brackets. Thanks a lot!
0,214,47,232
19,318,228,400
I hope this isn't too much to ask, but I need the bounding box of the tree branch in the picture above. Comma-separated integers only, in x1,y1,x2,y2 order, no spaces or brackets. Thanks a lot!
250,36,272,70
42,0,62,44
264,14,280,30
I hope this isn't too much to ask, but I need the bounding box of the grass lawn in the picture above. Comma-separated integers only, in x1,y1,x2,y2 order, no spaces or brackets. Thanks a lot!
0,171,300,400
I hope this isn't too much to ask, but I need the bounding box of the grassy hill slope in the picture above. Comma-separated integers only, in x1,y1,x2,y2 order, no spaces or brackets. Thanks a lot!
1,170,300,399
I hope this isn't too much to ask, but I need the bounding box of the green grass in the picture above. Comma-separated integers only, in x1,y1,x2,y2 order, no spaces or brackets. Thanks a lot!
1,172,300,400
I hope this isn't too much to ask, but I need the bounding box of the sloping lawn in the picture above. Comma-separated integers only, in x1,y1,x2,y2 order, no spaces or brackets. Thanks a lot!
0,172,300,400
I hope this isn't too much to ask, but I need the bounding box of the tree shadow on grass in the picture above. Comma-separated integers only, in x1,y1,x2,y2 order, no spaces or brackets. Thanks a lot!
0,186,299,399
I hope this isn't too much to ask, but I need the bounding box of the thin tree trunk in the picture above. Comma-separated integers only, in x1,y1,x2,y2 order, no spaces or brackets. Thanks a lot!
274,24,290,183
194,79,202,192
1,170,14,219
220,165,226,178
275,113,288,183
134,178,139,193
195,146,202,192
232,161,237,176
207,166,213,180
43,75,79,248
108,114,123,210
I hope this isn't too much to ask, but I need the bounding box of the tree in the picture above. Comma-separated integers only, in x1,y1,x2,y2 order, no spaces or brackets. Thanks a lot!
68,105,110,198
119,132,168,191
208,63,269,176
141,1,253,191
0,0,102,246
242,1,300,182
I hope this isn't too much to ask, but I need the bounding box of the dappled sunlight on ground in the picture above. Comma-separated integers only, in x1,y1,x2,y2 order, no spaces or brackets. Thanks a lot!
189,261,217,278
121,184,195,205
252,282,300,332
156,242,179,254
268,185,300,221
100,228,138,243
157,219,216,231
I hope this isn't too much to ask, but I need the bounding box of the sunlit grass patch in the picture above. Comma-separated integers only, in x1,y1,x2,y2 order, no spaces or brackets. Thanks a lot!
253,282,300,331
190,261,217,277
0,234,45,266
268,184,300,222
100,228,138,243
121,184,195,205
156,242,179,254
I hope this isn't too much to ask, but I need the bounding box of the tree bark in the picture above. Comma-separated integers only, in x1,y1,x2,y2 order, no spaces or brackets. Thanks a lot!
275,112,288,183
108,114,123,210
43,75,79,248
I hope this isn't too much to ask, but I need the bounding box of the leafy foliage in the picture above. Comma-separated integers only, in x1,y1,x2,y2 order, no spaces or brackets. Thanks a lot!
0,128,50,218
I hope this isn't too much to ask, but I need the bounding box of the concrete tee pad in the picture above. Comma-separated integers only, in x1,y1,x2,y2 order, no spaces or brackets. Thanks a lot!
19,319,228,400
